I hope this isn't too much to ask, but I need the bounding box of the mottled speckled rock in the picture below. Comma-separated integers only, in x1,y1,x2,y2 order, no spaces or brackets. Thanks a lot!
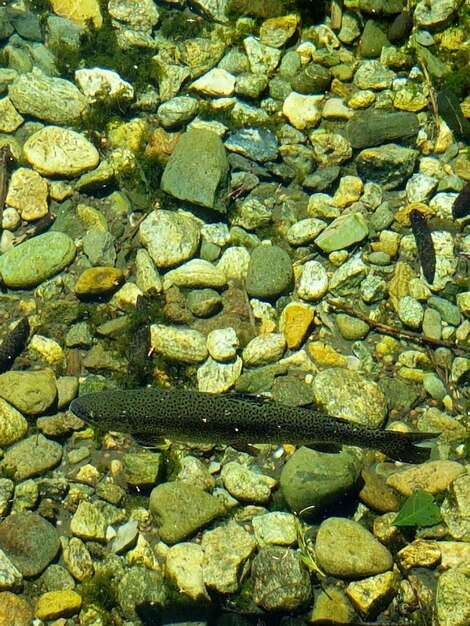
0,369,57,415
0,592,33,626
202,522,256,594
197,356,243,394
150,324,208,363
313,368,387,428
0,398,28,447
386,461,465,497
163,259,227,290
296,259,329,301
8,68,89,124
436,568,470,626
139,209,200,268
242,332,286,366
0,550,22,591
0,232,76,288
356,143,418,190
0,512,60,577
221,462,275,503
252,546,311,611
70,501,107,542
0,434,62,481
346,571,398,619
252,511,298,547
149,482,226,544
23,126,99,177
315,518,393,579
166,543,209,602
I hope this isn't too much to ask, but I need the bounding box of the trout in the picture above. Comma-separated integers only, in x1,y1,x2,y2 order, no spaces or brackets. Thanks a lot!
70,388,436,463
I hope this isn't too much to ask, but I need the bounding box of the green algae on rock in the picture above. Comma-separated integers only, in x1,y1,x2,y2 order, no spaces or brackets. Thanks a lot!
0,232,76,288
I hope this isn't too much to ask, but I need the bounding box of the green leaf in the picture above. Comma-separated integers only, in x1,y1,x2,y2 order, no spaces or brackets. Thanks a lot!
392,489,442,527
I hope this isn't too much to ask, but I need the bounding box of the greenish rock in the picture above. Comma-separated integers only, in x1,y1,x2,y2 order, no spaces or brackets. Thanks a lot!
70,501,107,543
271,376,314,406
359,20,389,58
0,369,57,415
291,62,332,94
0,398,27,447
12,479,38,512
161,128,229,212
428,296,461,326
123,452,162,489
252,546,311,611
149,482,227,544
201,522,257,594
329,257,367,296
118,566,167,622
356,143,418,190
245,245,293,300
312,368,386,428
436,569,470,626
0,512,60,577
234,364,286,393
314,213,369,252
423,373,447,401
280,447,363,514
335,313,370,340
36,565,75,594
346,110,419,149
370,201,394,230
315,517,393,579
187,288,222,317
0,434,62,481
397,295,424,329
367,251,391,265
422,307,442,340
0,232,76,288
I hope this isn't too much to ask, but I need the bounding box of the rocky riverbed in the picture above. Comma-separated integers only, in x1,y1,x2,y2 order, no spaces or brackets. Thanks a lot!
0,0,469,625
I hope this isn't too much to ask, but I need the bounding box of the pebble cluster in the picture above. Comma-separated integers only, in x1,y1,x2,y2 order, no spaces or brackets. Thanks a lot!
0,0,469,625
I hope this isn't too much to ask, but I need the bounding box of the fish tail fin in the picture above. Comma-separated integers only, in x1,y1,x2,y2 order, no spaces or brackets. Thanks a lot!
378,431,439,464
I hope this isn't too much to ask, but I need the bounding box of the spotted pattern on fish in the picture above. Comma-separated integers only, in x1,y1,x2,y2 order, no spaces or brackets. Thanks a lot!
70,388,437,463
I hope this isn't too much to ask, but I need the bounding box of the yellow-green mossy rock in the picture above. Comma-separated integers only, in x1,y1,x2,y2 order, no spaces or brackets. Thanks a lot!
75,267,125,297
35,590,82,621
49,0,102,28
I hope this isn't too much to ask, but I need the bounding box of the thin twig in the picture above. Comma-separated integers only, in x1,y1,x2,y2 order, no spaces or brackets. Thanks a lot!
326,299,468,355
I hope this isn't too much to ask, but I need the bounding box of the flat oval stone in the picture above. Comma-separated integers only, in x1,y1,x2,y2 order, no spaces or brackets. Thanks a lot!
0,232,76,288
24,126,100,177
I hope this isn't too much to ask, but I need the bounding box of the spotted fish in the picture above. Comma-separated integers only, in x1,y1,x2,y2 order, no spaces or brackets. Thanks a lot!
70,388,437,464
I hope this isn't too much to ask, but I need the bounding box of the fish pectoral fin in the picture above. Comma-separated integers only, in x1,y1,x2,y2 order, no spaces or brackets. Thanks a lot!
133,433,169,448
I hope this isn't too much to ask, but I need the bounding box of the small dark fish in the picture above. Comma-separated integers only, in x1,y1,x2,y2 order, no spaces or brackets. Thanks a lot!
437,89,470,140
70,388,437,464
452,181,470,220
409,209,436,284
388,11,413,44
0,317,30,373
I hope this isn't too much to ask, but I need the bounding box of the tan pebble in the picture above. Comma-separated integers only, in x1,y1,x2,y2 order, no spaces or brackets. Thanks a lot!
386,461,465,497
